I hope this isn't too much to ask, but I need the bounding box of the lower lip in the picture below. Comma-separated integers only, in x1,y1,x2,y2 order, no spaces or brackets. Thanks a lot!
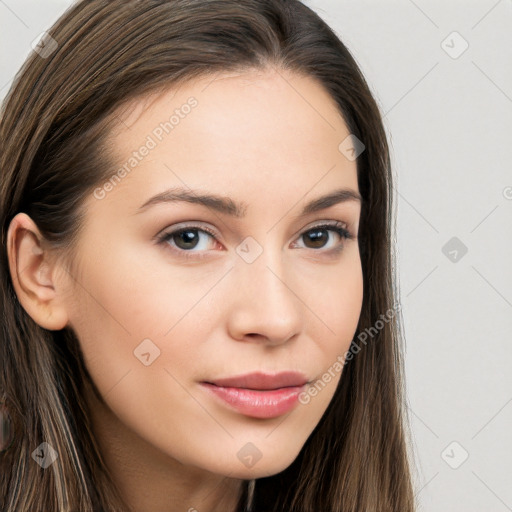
200,382,305,419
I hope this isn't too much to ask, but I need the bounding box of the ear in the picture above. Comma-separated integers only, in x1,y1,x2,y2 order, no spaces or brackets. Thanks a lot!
7,213,70,331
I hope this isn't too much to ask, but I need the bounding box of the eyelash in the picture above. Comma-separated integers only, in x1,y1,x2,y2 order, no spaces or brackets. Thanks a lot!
156,221,355,260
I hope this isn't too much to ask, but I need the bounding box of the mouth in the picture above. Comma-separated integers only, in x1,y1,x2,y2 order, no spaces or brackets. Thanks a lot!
200,371,309,419
203,370,309,390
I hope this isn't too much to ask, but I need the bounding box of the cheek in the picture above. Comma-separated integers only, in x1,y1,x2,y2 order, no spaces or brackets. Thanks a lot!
293,252,363,407
66,251,223,401
308,253,364,351
65,255,165,390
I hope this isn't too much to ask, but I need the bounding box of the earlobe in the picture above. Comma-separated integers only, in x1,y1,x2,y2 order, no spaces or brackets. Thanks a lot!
7,213,70,331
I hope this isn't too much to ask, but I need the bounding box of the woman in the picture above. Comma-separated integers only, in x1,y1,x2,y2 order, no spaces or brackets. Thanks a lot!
0,0,417,510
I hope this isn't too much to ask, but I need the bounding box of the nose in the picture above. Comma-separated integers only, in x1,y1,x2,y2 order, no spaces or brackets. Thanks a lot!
226,245,304,346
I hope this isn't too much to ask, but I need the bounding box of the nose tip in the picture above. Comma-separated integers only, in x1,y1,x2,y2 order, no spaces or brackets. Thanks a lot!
227,260,303,346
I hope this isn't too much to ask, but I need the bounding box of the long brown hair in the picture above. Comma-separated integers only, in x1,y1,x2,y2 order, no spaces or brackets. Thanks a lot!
0,0,417,510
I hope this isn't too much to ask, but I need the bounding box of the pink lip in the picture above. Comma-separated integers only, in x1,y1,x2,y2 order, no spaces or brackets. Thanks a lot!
200,371,308,419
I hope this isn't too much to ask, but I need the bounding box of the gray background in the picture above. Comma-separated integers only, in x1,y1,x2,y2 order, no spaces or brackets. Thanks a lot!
1,1,511,510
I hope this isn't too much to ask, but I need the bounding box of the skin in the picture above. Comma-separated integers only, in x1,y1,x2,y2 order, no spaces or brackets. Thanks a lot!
7,67,363,512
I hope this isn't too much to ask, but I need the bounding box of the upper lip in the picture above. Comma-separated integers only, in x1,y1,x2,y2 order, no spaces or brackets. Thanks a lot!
203,371,309,390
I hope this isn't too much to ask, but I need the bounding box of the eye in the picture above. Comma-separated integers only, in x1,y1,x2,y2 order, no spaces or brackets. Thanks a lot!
156,221,355,260
157,225,219,259
293,222,354,251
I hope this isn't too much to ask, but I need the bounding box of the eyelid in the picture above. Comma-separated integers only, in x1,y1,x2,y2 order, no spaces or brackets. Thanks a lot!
299,219,349,234
156,221,218,240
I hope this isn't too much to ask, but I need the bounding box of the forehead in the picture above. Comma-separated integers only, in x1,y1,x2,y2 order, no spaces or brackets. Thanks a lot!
109,66,352,162
88,67,359,221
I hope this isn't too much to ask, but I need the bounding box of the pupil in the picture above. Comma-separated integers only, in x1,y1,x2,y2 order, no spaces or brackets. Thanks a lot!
176,230,198,249
307,229,327,248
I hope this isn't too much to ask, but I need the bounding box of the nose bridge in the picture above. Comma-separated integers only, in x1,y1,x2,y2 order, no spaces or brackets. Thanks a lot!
229,236,303,342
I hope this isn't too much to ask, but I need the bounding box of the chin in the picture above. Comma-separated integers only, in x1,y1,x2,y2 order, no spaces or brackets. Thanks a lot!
204,444,302,480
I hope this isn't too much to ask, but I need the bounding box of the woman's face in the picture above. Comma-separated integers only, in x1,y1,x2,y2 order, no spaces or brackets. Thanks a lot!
60,67,363,479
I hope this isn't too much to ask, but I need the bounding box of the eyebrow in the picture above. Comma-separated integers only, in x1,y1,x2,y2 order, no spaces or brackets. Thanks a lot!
136,186,362,218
